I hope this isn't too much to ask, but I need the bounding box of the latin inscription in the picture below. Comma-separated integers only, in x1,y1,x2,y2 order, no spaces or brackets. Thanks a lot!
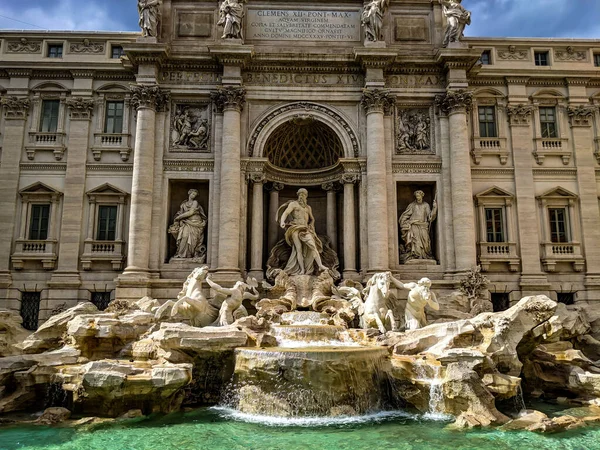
247,9,360,42
161,72,222,84
243,73,364,86
386,75,444,88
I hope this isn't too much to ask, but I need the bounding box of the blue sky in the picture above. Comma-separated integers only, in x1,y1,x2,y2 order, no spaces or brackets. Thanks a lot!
0,0,598,39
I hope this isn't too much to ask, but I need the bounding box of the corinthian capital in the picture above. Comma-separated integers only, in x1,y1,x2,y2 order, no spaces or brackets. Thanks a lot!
211,87,246,113
130,85,170,112
506,104,534,126
1,96,30,120
434,89,473,115
361,89,394,115
567,105,597,127
65,97,94,120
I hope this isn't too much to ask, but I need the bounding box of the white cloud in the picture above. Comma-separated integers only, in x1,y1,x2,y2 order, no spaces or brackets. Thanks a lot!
0,0,135,31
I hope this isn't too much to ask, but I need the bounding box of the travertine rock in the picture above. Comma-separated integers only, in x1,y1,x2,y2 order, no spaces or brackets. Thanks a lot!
36,407,71,425
0,310,29,357
20,303,98,354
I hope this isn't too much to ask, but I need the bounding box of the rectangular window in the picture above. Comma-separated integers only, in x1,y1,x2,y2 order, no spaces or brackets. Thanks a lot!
47,44,63,58
478,106,497,138
104,101,124,134
91,292,112,311
539,107,558,138
111,45,125,59
21,292,41,331
480,50,491,65
40,100,60,133
535,51,549,66
557,293,575,305
96,205,117,241
549,208,569,243
29,204,50,240
594,53,600,67
491,293,510,312
485,208,505,242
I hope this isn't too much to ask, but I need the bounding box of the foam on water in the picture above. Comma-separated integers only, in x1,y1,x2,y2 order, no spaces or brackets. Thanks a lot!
211,406,418,427
275,338,362,348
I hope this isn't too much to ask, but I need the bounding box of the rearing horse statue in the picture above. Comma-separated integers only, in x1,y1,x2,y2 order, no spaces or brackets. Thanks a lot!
361,271,403,333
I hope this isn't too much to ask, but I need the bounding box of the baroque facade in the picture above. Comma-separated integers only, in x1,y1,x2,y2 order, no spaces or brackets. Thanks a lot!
0,0,599,328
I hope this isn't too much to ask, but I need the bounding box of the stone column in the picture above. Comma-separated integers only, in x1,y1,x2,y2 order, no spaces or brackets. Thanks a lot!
341,173,359,278
209,99,224,269
148,109,167,272
267,183,284,253
213,87,246,277
322,182,338,251
437,109,455,275
122,85,169,278
568,105,600,297
361,89,394,272
0,96,30,289
249,173,266,280
435,90,477,273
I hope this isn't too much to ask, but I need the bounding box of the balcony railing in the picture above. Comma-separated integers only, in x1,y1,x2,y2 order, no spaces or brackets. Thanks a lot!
470,137,508,165
12,239,58,270
540,241,584,272
92,133,132,161
81,240,125,271
533,138,570,165
26,132,66,161
477,241,519,272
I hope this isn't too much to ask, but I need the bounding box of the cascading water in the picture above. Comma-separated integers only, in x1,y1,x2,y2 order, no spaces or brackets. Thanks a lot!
413,360,448,419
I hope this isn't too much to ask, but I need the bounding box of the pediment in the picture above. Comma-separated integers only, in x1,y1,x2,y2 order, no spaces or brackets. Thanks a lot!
537,186,578,199
475,186,514,199
19,182,61,195
86,183,128,196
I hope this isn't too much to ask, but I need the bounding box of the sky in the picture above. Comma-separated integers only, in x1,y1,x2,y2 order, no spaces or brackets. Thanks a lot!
0,0,598,39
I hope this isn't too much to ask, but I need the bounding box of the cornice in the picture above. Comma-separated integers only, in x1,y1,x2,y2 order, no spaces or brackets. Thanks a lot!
532,168,578,177
86,163,133,172
20,163,67,172
471,168,515,177
163,159,214,172
392,162,442,174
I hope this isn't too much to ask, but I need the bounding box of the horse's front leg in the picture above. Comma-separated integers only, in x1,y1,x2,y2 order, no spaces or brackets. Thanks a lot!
375,308,387,334
385,309,397,332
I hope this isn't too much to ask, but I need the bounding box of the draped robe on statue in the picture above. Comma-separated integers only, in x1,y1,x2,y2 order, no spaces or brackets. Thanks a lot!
399,201,435,261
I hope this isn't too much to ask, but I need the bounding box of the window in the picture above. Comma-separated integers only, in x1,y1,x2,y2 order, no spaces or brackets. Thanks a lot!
111,45,125,59
480,50,491,65
535,51,549,66
97,205,117,241
557,293,575,305
594,53,600,67
104,101,124,134
29,204,50,240
491,293,510,312
539,107,557,138
91,292,112,311
21,292,41,331
485,208,505,242
549,208,569,243
40,100,60,133
478,106,497,138
47,44,63,58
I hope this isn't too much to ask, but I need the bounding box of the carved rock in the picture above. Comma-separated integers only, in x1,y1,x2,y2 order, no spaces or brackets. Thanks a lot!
0,310,29,357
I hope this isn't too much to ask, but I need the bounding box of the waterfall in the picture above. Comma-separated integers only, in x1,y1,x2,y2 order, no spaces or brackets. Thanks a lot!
413,360,448,420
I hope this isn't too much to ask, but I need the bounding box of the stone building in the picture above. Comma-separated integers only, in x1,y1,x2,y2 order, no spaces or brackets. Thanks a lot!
0,0,599,328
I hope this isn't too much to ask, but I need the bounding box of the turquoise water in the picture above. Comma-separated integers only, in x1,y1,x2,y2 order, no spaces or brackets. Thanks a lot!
1,407,600,450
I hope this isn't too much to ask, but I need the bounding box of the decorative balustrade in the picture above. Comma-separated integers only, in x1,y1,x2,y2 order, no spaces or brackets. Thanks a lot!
92,133,131,161
26,132,66,160
81,240,125,270
540,241,584,272
533,138,570,165
477,241,519,272
470,137,508,165
11,239,57,270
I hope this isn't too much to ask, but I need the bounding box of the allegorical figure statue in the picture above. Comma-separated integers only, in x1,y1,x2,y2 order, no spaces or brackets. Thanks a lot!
218,0,245,39
361,0,390,42
278,188,329,276
439,0,471,47
138,0,161,38
399,190,438,263
396,277,440,330
206,276,258,326
169,189,207,263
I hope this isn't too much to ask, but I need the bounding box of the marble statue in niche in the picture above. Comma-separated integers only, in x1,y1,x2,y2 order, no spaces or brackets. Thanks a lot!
138,0,161,38
171,105,210,151
439,0,471,47
399,190,438,263
396,109,432,154
168,189,207,263
396,277,440,330
361,0,390,42
278,188,329,276
218,0,245,39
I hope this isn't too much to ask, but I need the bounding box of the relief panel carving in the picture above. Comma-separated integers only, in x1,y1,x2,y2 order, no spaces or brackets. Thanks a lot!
170,103,211,152
396,107,434,155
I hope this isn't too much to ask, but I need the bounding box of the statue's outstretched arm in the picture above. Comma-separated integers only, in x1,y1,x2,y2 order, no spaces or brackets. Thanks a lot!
206,277,235,296
280,203,295,227
428,291,440,310
243,289,260,301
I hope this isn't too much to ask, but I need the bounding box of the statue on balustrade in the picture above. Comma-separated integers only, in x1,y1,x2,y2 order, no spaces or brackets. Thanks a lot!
138,0,161,38
439,0,471,47
396,277,440,330
169,189,207,263
361,0,390,42
399,190,438,263
218,0,245,39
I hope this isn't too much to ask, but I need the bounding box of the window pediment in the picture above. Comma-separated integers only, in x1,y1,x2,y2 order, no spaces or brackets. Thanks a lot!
19,182,62,200
86,183,128,203
537,186,578,200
